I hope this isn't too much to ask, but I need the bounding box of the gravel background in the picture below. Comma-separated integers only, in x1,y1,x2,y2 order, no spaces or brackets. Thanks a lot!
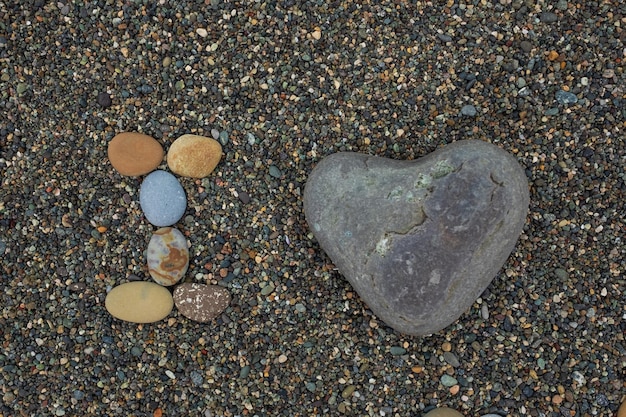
1,0,625,416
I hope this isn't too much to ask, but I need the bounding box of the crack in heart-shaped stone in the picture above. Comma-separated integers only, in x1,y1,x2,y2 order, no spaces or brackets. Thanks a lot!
303,140,529,335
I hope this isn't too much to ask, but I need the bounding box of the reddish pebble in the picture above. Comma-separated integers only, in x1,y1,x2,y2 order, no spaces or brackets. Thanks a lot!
108,132,164,176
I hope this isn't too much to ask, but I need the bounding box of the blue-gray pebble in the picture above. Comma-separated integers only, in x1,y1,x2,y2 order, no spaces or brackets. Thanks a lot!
460,104,477,117
556,90,578,105
140,170,187,227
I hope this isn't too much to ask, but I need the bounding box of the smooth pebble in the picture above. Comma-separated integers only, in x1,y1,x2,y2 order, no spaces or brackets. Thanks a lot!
424,407,464,417
460,104,477,117
108,132,164,176
139,170,187,227
105,281,174,323
440,374,458,387
147,227,189,286
167,134,222,178
173,283,231,323
555,90,578,105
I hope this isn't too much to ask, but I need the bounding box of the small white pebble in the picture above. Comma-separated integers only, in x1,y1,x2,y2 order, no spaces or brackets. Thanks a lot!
165,370,176,380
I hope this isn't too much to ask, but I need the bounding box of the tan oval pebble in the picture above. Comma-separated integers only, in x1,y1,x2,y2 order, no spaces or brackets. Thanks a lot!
423,408,464,417
108,132,164,176
167,134,222,178
618,398,626,417
173,283,230,322
105,281,173,323
147,227,189,286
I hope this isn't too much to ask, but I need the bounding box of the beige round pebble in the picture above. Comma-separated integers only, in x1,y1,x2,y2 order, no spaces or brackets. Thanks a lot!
107,132,164,176
423,408,464,417
173,283,231,322
167,134,222,178
105,281,173,323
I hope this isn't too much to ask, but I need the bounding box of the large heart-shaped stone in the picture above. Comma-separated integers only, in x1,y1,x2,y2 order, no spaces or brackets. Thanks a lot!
303,140,529,335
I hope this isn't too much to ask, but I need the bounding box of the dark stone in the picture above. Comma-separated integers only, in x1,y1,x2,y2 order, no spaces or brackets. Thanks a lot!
539,11,558,23
238,190,250,204
303,140,529,335
96,92,112,108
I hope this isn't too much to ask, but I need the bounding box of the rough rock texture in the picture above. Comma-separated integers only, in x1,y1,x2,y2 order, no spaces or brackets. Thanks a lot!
167,134,223,178
147,227,189,286
107,132,164,176
303,140,529,336
173,283,231,323
105,281,174,323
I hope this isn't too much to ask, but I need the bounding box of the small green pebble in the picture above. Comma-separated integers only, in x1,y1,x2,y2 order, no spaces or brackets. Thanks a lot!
390,346,406,356
554,268,569,280
219,130,229,145
16,82,28,94
260,283,275,296
269,165,282,178
341,385,356,398
440,374,458,387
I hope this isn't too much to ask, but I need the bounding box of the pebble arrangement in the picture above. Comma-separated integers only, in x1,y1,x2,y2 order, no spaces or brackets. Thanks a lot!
105,132,230,323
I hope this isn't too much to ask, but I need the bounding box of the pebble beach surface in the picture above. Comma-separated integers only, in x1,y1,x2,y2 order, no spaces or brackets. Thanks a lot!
0,1,625,416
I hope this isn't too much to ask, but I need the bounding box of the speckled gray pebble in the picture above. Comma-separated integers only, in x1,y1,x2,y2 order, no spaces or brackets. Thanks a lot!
173,283,231,323
556,90,578,105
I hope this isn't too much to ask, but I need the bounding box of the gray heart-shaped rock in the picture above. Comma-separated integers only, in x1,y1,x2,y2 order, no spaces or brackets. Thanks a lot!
303,140,529,335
